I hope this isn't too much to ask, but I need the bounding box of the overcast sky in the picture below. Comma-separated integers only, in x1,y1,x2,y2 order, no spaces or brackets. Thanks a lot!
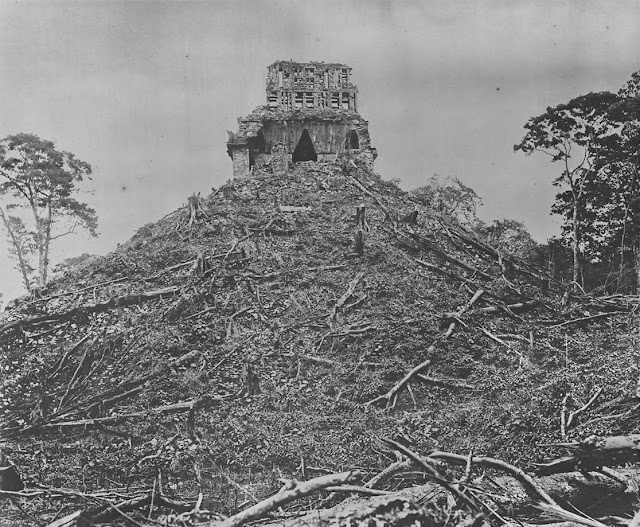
0,0,638,301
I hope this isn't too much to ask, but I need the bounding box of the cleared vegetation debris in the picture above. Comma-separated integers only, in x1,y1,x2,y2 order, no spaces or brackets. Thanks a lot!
2,160,640,526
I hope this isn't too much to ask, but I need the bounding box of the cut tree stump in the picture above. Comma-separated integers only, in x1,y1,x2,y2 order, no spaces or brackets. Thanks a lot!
0,451,23,491
354,205,367,256
242,362,261,396
186,192,209,227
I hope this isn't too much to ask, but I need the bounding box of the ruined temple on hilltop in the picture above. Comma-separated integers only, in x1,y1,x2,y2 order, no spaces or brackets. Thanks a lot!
227,60,377,177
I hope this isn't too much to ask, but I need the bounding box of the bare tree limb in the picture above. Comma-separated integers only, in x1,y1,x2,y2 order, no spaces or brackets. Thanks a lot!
215,471,361,527
365,359,431,409
380,438,481,512
427,451,557,506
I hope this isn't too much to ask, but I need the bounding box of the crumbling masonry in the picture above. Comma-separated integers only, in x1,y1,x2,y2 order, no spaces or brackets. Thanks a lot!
227,60,377,177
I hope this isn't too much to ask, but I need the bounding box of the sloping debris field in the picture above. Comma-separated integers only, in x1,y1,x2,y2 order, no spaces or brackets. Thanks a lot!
2,160,640,526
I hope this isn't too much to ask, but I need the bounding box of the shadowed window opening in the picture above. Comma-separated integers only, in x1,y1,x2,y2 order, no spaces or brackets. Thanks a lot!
292,129,317,162
345,130,359,150
342,92,350,109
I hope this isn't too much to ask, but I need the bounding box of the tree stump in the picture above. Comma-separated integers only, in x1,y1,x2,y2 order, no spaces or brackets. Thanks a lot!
242,362,261,395
354,206,367,256
0,452,23,491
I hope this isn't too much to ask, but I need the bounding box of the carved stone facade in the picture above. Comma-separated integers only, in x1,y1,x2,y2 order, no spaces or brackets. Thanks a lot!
227,61,377,178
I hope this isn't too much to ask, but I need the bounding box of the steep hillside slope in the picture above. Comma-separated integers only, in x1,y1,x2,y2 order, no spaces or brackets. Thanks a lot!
1,160,638,525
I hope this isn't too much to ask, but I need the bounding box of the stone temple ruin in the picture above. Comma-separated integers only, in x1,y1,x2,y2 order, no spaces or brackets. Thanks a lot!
227,60,377,178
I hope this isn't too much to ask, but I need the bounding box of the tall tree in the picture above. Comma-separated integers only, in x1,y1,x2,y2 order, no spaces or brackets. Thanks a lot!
0,133,98,290
0,205,35,290
607,76,640,288
514,92,619,291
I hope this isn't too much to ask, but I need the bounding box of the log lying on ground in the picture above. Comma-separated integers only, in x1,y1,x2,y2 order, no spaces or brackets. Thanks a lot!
442,222,554,286
39,491,197,526
416,374,475,390
536,434,640,476
426,451,557,506
406,231,494,281
0,286,180,338
38,397,210,429
475,300,539,314
410,256,501,299
254,462,640,527
92,492,195,523
216,471,361,527
257,486,453,527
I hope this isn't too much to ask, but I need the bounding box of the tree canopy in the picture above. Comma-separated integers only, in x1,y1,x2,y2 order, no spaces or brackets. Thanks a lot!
0,133,98,290
514,92,620,290
409,175,482,227
514,75,640,293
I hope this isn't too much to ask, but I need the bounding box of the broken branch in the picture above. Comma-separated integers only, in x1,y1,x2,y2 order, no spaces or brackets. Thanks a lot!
328,272,364,325
566,387,603,429
217,471,361,527
365,359,431,409
427,451,557,506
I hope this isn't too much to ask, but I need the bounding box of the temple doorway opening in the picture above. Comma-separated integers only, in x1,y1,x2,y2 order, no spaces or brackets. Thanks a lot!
292,129,317,162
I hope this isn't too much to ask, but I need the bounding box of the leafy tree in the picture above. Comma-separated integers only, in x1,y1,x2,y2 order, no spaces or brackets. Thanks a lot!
476,219,538,262
514,92,619,290
409,175,482,227
516,73,640,293
0,206,35,289
0,133,98,290
606,77,640,288
566,73,640,292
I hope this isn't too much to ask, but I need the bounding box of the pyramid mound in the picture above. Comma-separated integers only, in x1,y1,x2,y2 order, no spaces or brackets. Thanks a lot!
1,160,637,524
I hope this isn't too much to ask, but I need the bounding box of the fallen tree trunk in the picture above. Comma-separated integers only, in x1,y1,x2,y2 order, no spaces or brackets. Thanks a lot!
253,466,640,527
39,398,207,429
406,231,494,281
536,434,640,475
416,374,475,390
0,286,180,338
217,471,361,527
443,222,553,285
475,300,538,314
426,451,557,506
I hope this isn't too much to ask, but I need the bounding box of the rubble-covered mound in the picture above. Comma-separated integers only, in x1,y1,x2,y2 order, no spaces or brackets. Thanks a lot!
1,160,639,526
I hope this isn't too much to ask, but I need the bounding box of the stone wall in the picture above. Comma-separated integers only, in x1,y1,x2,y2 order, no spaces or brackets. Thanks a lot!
266,61,357,111
231,147,250,178
262,120,370,155
271,142,289,176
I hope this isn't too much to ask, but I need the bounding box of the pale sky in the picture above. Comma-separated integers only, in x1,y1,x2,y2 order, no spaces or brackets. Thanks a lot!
0,0,638,301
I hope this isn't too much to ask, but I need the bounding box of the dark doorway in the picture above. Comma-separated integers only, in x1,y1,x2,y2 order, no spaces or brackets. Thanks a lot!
247,131,265,169
345,130,359,150
292,129,317,162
